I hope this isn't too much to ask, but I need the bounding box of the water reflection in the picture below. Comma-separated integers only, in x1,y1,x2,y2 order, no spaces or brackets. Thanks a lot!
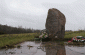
40,42,66,55
66,45,85,55
0,41,85,55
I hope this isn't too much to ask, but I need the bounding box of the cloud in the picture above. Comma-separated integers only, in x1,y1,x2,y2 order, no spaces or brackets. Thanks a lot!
42,0,85,30
5,0,48,16
27,0,78,4
0,0,85,30
0,0,48,29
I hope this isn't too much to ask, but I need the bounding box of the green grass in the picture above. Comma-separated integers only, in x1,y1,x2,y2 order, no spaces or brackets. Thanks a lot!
0,33,39,48
0,31,85,48
65,31,85,39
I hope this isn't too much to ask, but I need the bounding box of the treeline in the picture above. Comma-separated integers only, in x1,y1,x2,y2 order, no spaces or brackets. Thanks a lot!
0,24,41,34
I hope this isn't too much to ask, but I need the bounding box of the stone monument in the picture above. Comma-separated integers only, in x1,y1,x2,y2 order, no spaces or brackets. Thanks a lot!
46,8,66,39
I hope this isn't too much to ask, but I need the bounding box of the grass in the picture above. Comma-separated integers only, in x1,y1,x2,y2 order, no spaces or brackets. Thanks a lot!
65,31,85,39
0,31,85,48
0,33,39,48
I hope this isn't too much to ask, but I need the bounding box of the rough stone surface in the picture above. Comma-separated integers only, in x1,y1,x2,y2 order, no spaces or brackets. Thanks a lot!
46,8,66,39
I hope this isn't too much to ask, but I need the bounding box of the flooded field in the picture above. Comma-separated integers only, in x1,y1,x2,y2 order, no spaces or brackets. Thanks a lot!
0,41,85,55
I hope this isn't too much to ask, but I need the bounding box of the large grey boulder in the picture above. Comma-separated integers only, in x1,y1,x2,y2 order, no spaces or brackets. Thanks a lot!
46,8,66,39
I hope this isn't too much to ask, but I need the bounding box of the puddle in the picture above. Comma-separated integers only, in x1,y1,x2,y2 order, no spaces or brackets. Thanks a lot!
0,41,85,55
66,45,85,55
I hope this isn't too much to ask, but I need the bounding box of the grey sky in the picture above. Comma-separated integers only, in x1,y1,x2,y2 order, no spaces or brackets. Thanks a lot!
0,0,85,30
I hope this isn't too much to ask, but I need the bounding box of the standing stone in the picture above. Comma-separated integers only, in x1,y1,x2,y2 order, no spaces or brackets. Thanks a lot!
46,8,66,39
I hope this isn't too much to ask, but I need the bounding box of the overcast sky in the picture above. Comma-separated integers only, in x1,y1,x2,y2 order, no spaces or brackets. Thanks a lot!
0,0,85,31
